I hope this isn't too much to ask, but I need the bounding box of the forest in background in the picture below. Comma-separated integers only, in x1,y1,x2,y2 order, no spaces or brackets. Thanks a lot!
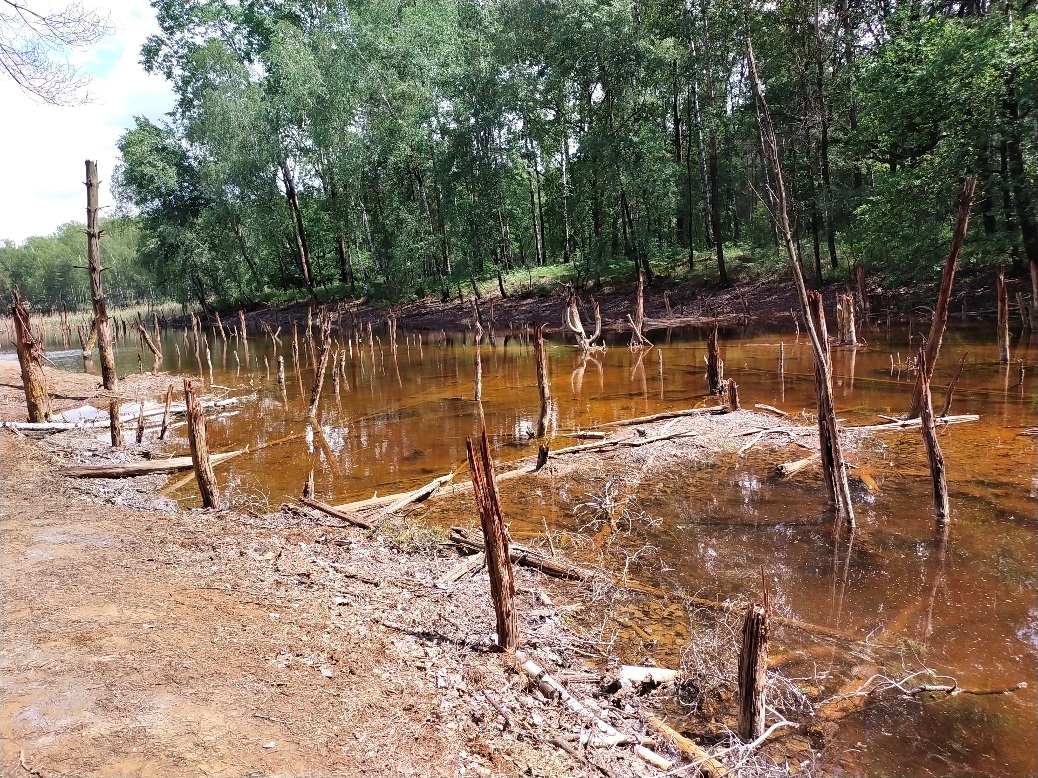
3,0,1036,312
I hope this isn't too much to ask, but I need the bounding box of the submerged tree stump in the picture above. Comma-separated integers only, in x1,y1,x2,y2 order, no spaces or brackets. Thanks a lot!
916,348,949,525
11,288,51,422
535,323,551,437
996,266,1010,364
184,379,221,509
737,598,770,741
707,323,724,394
466,422,518,652
726,378,741,411
306,309,332,420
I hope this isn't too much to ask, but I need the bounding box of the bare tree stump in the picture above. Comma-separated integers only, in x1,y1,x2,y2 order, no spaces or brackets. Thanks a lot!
302,468,315,500
136,313,163,374
726,378,741,411
466,422,519,653
183,379,221,509
11,288,51,422
916,348,949,525
907,177,977,418
159,384,174,440
85,160,118,391
306,309,332,420
997,266,1010,364
737,599,770,741
707,323,724,394
535,323,551,438
109,399,122,447
135,401,145,444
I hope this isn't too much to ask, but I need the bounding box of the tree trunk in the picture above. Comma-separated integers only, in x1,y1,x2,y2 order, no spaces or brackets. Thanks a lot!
11,288,51,422
996,266,1010,364
85,160,117,391
183,379,220,509
813,23,838,270
307,310,332,420
466,422,519,653
281,162,316,298
906,177,977,419
916,348,949,526
747,38,854,524
737,600,769,741
535,323,551,438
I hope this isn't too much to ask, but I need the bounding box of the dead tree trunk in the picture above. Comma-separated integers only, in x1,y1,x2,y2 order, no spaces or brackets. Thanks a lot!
707,323,724,394
747,39,854,525
466,422,519,653
183,379,221,509
996,266,1010,364
836,291,858,346
737,599,770,741
306,309,332,420
135,402,146,444
535,323,551,438
907,177,978,418
109,399,122,447
916,348,949,525
159,384,174,440
808,291,848,513
562,285,603,352
628,266,652,347
940,352,967,417
855,265,870,328
136,313,163,374
726,378,741,411
76,319,98,371
86,160,118,391
11,288,51,422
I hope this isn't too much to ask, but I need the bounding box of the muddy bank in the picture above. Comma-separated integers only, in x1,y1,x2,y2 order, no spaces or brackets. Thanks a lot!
231,270,1030,337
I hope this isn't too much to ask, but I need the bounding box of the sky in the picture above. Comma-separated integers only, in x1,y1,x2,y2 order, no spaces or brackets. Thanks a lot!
0,0,175,243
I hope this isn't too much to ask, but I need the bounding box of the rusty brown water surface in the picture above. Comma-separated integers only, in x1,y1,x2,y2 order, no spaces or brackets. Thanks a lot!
15,320,1037,777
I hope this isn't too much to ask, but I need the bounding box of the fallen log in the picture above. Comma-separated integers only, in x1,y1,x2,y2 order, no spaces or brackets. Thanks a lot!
563,431,607,440
686,595,856,642
754,403,788,417
850,414,978,433
597,405,726,428
620,666,678,685
298,496,373,530
375,473,453,519
60,450,245,478
449,527,590,581
775,455,819,478
644,715,728,778
438,553,485,586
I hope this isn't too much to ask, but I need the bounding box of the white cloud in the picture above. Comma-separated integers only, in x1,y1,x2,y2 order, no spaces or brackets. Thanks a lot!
0,0,175,243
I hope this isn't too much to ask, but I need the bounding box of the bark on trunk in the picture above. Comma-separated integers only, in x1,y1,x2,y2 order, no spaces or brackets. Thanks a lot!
707,323,724,394
737,600,769,741
916,348,949,525
184,379,220,509
466,422,519,652
996,266,1010,364
11,288,51,422
86,160,117,391
535,323,551,438
109,399,122,447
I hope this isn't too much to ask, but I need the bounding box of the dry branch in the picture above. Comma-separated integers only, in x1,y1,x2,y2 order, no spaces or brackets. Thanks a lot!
60,450,245,478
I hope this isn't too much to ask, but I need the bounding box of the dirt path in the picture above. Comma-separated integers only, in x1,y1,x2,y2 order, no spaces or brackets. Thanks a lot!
1,427,660,778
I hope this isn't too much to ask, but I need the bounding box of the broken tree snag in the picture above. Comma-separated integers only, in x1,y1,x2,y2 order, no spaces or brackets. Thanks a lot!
183,379,221,509
940,352,967,417
76,319,98,370
836,291,858,346
473,341,483,402
746,39,854,524
135,401,145,444
707,323,724,394
916,348,949,525
136,313,163,374
159,384,174,440
85,160,118,391
302,468,315,499
562,284,604,352
997,266,1010,364
627,265,653,348
855,264,870,328
466,423,519,652
306,309,333,420
11,288,51,422
109,399,123,447
535,323,551,438
726,378,741,412
737,597,770,742
535,443,550,471
907,176,978,418
808,290,853,520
